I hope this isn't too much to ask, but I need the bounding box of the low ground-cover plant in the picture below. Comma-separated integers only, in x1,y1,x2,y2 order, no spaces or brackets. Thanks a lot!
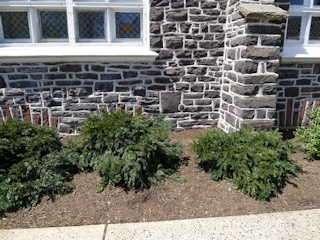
295,107,320,160
0,119,75,211
71,110,182,191
191,128,302,201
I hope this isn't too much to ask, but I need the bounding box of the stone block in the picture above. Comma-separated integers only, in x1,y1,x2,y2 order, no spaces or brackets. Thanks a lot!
222,93,233,104
69,87,92,97
60,64,82,72
151,36,163,48
95,82,114,92
260,35,281,46
166,9,188,22
238,4,288,21
187,67,207,75
157,50,173,59
123,71,138,79
101,73,122,80
56,80,81,86
284,87,299,97
133,86,146,96
5,89,24,96
186,0,199,7
176,50,192,58
150,0,169,7
162,23,177,33
234,95,276,108
8,74,28,80
17,67,47,73
165,38,183,49
205,90,220,98
165,68,185,76
0,77,7,88
44,74,67,80
231,84,259,96
75,73,98,80
118,80,143,85
91,65,105,72
234,61,258,74
229,105,255,119
150,8,164,21
238,74,278,84
230,36,258,47
261,85,277,95
246,25,281,34
150,23,161,34
104,94,119,103
241,47,280,60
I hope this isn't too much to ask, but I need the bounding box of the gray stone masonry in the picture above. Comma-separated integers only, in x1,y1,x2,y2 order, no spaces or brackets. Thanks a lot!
219,0,285,132
0,0,227,134
277,63,320,128
0,0,292,134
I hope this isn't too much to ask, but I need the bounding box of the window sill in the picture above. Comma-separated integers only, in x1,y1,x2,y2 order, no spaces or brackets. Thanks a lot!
281,46,320,63
0,46,158,63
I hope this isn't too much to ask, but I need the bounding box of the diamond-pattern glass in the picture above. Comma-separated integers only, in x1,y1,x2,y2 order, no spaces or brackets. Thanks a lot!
78,11,105,39
115,12,140,39
40,11,68,39
1,12,30,39
286,16,301,40
310,17,320,40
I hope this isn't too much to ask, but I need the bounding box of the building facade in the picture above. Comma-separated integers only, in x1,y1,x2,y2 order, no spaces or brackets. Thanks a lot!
0,0,318,134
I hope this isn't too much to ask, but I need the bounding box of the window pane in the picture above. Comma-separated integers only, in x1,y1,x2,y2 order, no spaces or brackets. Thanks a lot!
286,16,301,40
310,17,320,40
0,12,30,39
290,0,304,5
78,11,105,39
40,11,68,39
115,12,140,39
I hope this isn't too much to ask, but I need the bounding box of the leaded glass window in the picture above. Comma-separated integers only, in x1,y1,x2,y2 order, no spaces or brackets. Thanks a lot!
0,12,30,39
115,12,141,39
78,11,105,39
40,11,68,39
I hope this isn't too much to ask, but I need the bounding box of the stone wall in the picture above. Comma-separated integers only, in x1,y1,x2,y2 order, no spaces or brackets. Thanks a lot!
1,0,301,134
219,1,283,132
277,63,320,128
0,0,227,134
275,0,320,129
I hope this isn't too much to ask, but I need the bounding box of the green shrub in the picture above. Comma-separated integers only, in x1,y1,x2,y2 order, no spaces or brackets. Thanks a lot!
191,128,302,201
295,107,320,159
0,119,61,171
0,119,74,211
73,110,182,191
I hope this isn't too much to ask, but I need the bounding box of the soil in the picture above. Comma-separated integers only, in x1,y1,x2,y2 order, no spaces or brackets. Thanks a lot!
1,129,320,229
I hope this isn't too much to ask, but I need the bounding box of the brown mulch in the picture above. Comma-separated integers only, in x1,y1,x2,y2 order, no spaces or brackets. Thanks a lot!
1,129,320,229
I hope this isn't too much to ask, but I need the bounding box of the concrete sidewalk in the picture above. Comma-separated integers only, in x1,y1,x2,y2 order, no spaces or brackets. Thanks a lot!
1,209,320,240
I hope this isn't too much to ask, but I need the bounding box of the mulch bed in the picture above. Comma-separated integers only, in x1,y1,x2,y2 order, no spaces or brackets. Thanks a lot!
1,129,320,229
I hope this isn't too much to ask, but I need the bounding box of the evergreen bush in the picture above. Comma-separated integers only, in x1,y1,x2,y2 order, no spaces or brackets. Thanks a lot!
73,110,182,191
191,128,302,201
0,119,74,211
295,107,320,159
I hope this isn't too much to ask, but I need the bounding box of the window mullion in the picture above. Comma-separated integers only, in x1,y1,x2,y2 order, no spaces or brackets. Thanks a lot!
143,0,148,46
66,0,75,45
107,8,111,43
0,14,4,41
29,8,39,44
304,14,312,44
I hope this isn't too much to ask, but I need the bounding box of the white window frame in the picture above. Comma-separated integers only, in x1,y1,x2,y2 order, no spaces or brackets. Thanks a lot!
282,0,320,61
0,0,157,62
